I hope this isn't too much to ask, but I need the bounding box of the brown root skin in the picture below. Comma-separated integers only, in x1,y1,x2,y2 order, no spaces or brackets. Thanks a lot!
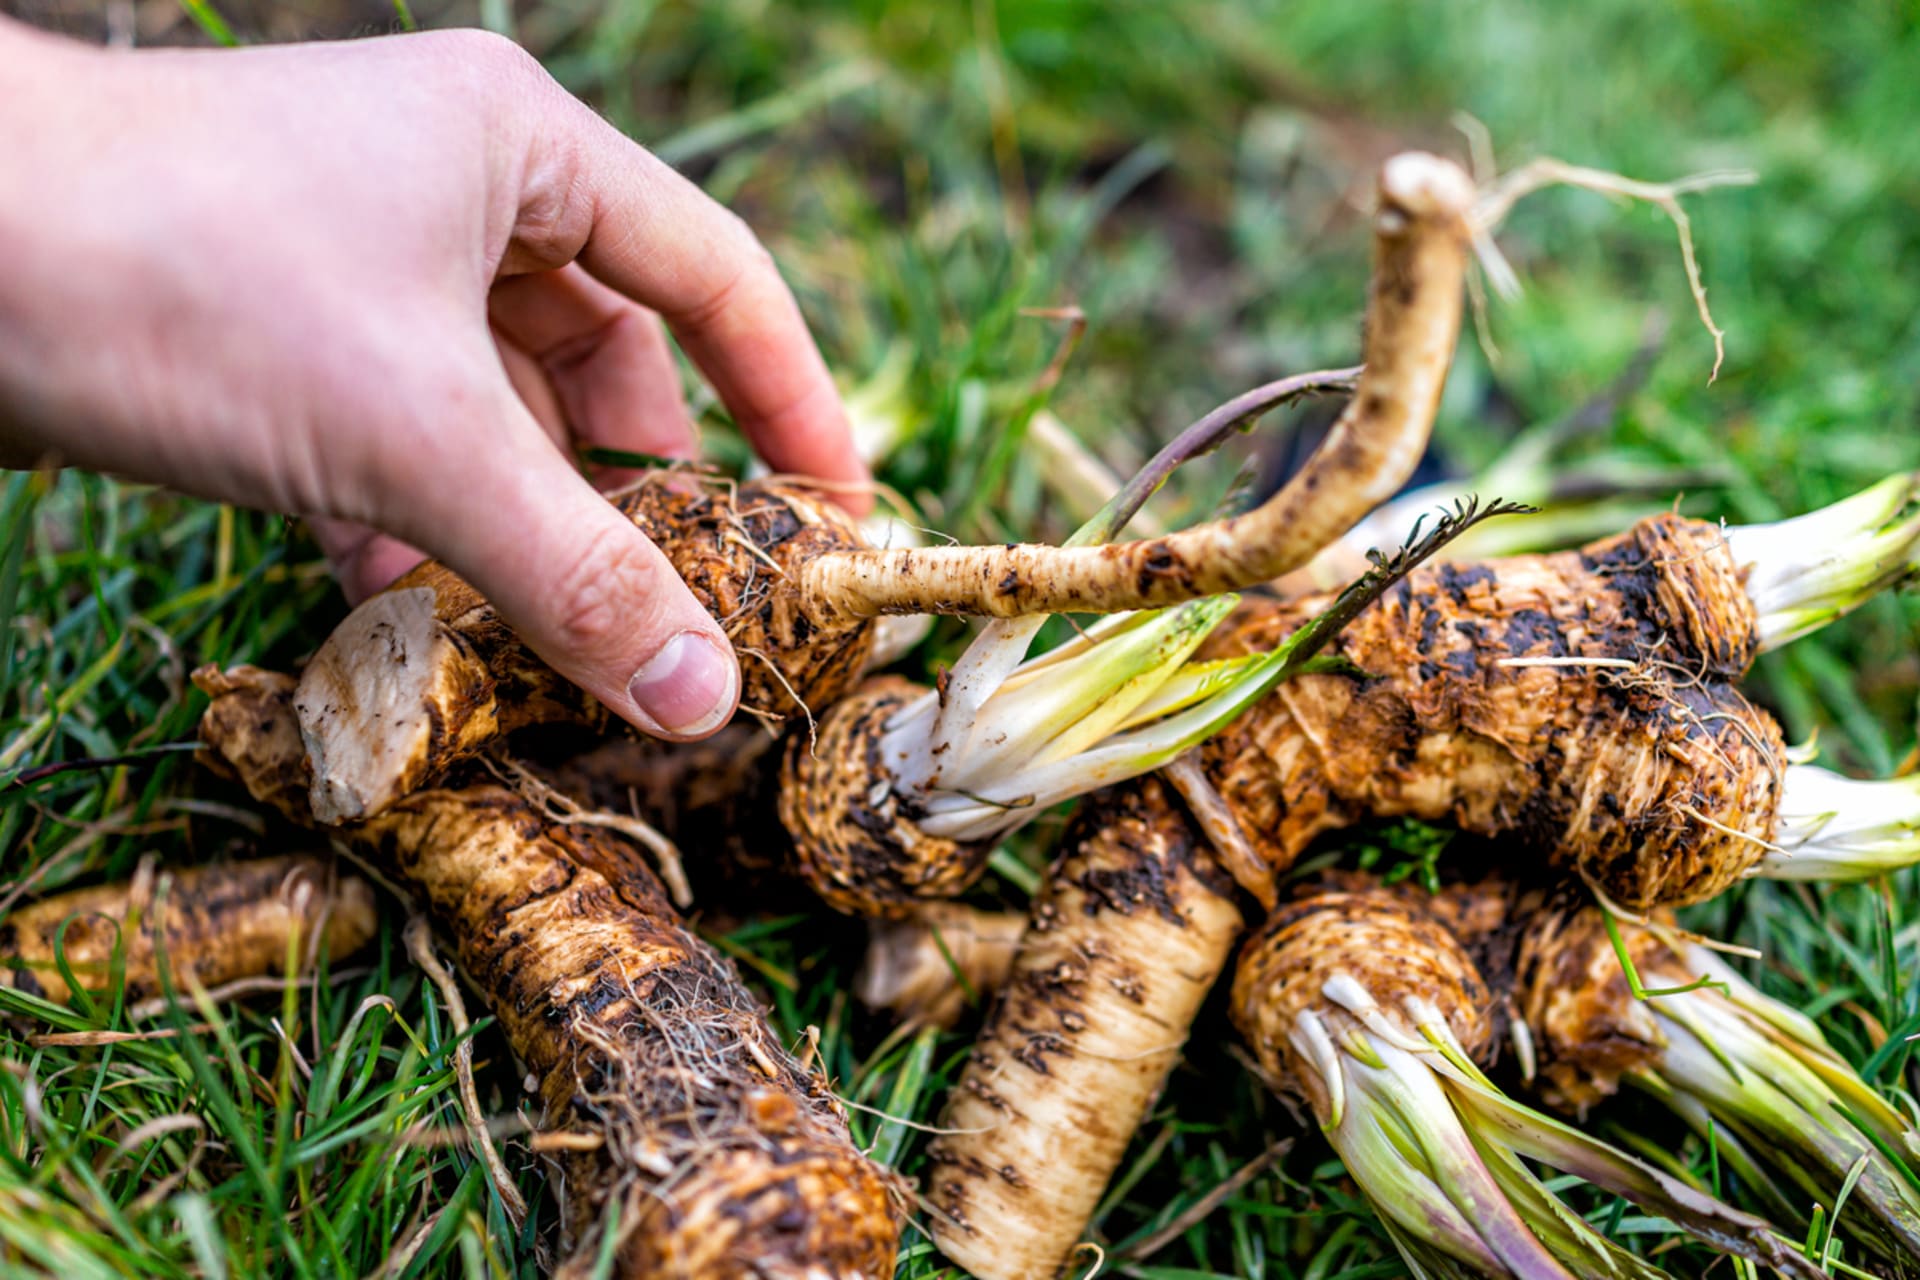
1198,512,1785,910
1230,883,1493,1118
295,477,874,824
0,855,374,1008
798,153,1474,620
926,778,1244,1280
196,664,317,821
778,678,978,917
195,665,904,1277
854,903,1025,1030
365,787,903,1277
1512,903,1677,1117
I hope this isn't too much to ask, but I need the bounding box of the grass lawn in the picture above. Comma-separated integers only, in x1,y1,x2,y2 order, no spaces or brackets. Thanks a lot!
3,0,1918,1275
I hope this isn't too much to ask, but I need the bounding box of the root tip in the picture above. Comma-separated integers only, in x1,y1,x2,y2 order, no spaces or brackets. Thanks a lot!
1380,152,1476,221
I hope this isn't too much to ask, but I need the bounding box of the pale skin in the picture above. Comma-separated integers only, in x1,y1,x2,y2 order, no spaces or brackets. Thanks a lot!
0,17,869,741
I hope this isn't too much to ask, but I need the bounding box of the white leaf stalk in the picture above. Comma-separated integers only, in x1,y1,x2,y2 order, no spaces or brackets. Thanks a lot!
1625,943,1920,1261
887,483,1527,847
1296,978,1806,1280
842,342,919,467
881,596,1260,844
1763,764,1920,881
1723,472,1920,652
916,477,1162,786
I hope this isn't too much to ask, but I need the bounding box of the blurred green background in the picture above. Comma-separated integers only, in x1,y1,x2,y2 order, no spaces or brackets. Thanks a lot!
3,1,1919,1275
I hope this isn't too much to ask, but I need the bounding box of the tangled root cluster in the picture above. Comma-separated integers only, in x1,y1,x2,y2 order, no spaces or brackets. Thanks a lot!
1199,513,1786,910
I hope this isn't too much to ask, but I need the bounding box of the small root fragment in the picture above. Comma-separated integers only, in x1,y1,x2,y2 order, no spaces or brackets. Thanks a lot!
0,854,376,1009
855,903,1026,1029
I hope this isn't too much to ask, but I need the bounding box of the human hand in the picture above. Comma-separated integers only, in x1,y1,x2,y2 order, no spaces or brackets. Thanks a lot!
0,18,870,741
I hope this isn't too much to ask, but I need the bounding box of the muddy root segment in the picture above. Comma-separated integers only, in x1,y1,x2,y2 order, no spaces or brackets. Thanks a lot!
0,854,375,1008
1197,512,1786,909
778,678,976,917
925,778,1244,1280
195,665,904,1278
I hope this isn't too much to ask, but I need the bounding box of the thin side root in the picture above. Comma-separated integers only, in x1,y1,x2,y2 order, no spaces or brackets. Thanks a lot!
1472,158,1754,381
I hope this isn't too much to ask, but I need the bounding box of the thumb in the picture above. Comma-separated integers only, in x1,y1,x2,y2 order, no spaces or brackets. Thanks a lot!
399,387,740,743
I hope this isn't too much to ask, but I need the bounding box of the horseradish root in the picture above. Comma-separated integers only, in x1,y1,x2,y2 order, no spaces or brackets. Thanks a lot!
296,476,874,823
1198,478,1920,909
925,777,1244,1280
798,152,1473,620
1513,901,1920,1266
779,499,1516,918
0,855,374,1008
296,152,1476,825
194,666,904,1277
1230,879,1817,1280
362,784,903,1276
854,903,1025,1029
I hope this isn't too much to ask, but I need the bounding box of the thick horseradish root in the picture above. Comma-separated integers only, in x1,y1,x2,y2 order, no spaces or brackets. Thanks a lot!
1229,878,1819,1280
1197,477,1920,910
296,151,1477,825
1510,900,1920,1267
194,665,903,1278
924,777,1244,1280
0,854,375,1008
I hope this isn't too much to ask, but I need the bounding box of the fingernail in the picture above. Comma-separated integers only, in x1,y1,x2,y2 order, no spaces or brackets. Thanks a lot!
627,631,738,737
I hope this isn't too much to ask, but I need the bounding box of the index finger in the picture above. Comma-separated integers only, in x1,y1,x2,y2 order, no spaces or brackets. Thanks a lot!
521,99,872,512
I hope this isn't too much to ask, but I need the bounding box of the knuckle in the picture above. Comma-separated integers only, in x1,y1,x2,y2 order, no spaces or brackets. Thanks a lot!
725,214,777,272
511,150,592,270
434,27,544,82
674,225,773,331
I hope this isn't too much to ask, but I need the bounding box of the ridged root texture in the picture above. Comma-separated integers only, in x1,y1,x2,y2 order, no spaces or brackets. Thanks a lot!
1199,513,1786,910
193,666,904,1278
777,678,977,917
293,477,874,824
0,855,375,1007
926,778,1244,1280
1513,904,1676,1116
1229,884,1493,1119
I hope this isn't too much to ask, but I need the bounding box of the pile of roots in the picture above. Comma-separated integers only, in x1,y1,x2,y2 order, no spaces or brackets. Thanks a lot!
7,148,1920,1280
